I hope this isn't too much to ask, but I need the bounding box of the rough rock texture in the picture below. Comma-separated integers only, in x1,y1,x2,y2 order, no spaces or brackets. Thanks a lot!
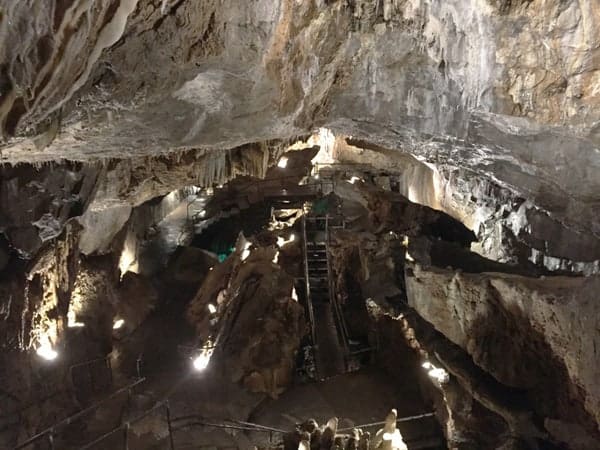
0,140,289,259
405,264,600,443
1,0,600,446
335,180,476,246
333,136,600,273
0,223,82,448
187,236,306,398
1,0,599,246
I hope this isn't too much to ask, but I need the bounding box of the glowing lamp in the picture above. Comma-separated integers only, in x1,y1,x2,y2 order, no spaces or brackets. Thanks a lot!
36,344,58,361
192,344,214,372
277,156,289,168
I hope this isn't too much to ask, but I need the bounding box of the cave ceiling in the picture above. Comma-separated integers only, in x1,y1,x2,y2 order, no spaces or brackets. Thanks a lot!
1,0,599,237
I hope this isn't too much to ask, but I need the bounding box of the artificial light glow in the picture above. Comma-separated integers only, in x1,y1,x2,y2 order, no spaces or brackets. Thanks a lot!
193,353,211,371
382,430,407,450
113,318,125,330
405,252,415,262
276,235,296,248
402,235,409,247
272,251,280,264
428,367,450,383
422,360,449,384
241,242,252,261
314,173,320,179
198,209,206,218
193,345,214,371
277,156,289,168
36,343,58,361
291,286,298,302
208,303,217,314
348,176,362,184
67,310,85,328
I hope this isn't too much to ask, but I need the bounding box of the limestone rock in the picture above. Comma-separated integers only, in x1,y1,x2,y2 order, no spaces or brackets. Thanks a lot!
187,237,306,398
405,264,600,441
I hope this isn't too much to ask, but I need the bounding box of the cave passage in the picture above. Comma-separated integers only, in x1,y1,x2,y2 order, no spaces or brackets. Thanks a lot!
4,143,599,450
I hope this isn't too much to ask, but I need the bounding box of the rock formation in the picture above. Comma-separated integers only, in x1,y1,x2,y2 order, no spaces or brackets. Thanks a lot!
1,1,600,448
186,234,306,398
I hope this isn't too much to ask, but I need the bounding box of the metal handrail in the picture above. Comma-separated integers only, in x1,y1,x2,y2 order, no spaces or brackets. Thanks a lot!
79,399,175,450
14,377,146,449
336,412,437,433
324,215,351,358
302,215,317,348
69,355,113,391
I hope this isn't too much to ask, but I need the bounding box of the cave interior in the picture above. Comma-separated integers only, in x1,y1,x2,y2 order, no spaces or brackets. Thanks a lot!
1,1,600,450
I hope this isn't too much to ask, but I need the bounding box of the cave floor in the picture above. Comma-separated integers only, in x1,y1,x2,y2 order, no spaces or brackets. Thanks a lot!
131,365,445,449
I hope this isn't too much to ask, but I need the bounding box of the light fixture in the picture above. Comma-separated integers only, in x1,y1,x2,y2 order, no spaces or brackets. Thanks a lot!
193,353,210,371
36,343,58,361
67,310,85,328
207,303,217,314
276,235,296,248
192,345,214,372
277,156,289,168
428,367,450,383
113,318,125,330
241,242,252,261
422,360,449,384
382,430,406,449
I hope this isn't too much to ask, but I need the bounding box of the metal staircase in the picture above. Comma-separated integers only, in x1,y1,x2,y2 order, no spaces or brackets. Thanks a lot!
303,215,346,379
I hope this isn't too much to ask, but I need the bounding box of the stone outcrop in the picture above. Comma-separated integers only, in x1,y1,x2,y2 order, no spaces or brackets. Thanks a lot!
405,263,600,444
284,410,408,450
333,136,600,273
0,140,289,259
187,235,306,398
2,0,599,247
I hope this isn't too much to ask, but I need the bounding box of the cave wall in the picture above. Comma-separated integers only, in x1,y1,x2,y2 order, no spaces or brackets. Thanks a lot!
1,0,599,249
333,136,600,273
405,263,600,443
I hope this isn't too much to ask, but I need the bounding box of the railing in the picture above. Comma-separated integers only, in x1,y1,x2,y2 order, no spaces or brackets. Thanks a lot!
77,405,288,450
323,215,351,362
69,356,113,403
78,399,175,450
302,215,317,347
170,415,286,447
14,377,146,450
